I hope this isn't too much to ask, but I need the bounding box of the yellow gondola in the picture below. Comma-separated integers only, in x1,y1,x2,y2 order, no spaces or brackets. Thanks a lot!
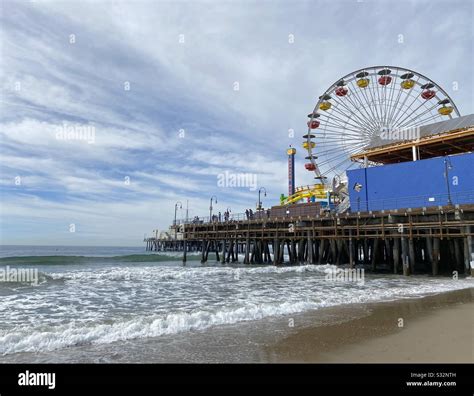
438,106,454,116
302,141,316,149
319,101,332,111
356,78,369,88
401,79,415,89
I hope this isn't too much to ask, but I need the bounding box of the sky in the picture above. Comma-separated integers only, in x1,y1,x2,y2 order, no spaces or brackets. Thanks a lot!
0,0,473,246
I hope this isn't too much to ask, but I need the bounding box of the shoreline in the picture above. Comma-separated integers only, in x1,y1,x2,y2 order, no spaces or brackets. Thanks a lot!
1,283,472,363
266,287,474,363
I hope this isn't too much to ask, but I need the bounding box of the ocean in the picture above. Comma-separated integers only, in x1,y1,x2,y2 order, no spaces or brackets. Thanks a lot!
0,245,472,363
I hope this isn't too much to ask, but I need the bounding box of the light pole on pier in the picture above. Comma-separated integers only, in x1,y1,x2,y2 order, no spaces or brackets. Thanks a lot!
174,201,182,240
258,187,267,211
209,196,218,222
444,157,453,206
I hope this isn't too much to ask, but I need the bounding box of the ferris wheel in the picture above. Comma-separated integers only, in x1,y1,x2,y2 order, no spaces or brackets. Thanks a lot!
303,66,460,182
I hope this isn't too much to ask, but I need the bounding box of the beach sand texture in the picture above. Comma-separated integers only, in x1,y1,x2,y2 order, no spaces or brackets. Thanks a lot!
268,288,474,363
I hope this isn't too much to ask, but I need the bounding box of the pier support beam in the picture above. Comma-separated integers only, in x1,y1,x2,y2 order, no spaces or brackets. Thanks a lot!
200,240,206,263
233,237,239,263
425,236,433,274
250,239,255,263
465,226,473,276
432,237,440,276
290,240,297,264
371,238,379,272
363,240,369,265
183,239,187,264
384,237,391,268
244,237,250,264
279,239,285,264
336,239,343,266
273,238,279,265
330,239,337,264
463,236,470,275
393,236,400,274
307,231,313,264
348,230,354,268
408,238,416,274
297,239,304,264
229,238,236,263
453,238,463,273
264,241,271,263
221,239,226,264
318,239,325,264
401,237,409,276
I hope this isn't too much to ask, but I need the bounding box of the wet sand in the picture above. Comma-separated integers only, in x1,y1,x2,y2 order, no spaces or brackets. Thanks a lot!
267,288,474,363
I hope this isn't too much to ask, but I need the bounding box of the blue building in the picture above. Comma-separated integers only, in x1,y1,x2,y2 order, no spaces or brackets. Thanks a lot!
347,115,474,212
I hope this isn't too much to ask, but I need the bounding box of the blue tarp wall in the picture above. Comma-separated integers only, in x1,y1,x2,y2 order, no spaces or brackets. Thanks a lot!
347,152,474,212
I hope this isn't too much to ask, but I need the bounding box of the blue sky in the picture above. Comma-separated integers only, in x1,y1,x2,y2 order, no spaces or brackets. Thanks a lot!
1,0,473,246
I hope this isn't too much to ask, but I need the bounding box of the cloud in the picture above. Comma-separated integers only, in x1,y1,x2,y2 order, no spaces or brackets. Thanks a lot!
0,0,472,245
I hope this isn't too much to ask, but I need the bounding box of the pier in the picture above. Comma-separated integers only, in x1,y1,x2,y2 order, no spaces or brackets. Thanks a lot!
146,203,474,276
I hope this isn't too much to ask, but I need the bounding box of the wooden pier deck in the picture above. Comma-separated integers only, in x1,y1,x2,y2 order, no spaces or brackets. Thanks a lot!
146,204,474,276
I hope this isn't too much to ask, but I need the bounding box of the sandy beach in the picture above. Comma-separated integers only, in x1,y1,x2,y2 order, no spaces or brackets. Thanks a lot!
267,287,474,363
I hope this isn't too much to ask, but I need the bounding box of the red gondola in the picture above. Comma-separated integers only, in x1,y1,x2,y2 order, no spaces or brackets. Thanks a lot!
421,90,436,100
335,87,348,97
305,163,316,171
307,120,320,129
378,76,392,86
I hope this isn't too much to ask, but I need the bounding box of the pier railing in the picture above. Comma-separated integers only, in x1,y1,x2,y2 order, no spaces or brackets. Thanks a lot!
172,190,474,225
173,210,271,226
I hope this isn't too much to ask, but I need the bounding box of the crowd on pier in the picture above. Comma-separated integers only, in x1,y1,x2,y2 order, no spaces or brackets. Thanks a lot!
190,208,271,224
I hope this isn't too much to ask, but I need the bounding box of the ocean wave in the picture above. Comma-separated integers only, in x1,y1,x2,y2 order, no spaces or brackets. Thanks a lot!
0,300,321,355
46,264,334,282
0,253,200,265
0,279,472,355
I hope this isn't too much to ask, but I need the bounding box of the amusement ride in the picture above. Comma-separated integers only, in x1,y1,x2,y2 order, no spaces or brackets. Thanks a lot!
280,66,460,210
